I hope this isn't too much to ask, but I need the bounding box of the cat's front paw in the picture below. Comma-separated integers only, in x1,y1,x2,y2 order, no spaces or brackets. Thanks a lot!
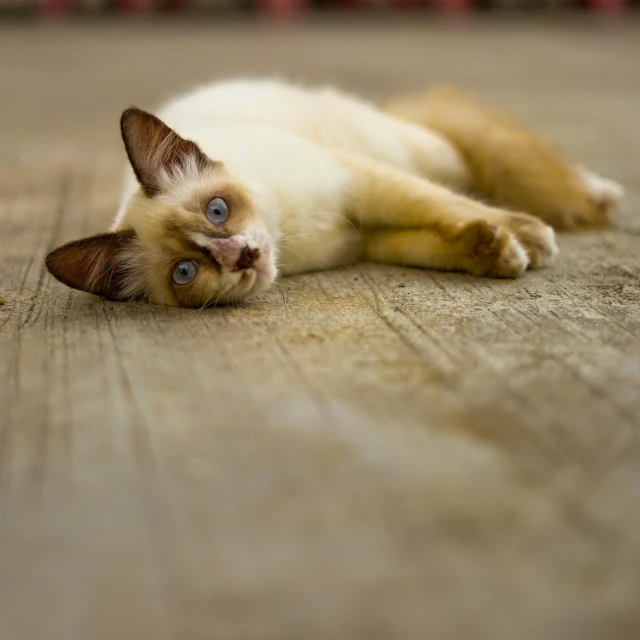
455,219,529,278
501,212,558,269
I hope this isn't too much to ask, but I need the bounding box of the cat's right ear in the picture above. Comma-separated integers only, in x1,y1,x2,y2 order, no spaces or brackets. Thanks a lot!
120,107,211,198
45,230,139,301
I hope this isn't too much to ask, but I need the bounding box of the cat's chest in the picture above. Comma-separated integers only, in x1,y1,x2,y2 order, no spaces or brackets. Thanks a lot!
276,201,361,276
191,126,360,274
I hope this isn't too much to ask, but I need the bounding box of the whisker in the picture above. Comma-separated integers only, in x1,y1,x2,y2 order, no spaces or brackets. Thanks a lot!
278,232,321,243
279,246,306,263
198,290,219,313
279,212,361,238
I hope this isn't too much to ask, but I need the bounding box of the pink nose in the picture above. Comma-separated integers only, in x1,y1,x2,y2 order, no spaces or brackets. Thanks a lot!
234,246,259,271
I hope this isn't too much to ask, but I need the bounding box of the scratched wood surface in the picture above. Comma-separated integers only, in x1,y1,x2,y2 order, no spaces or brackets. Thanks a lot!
1,19,640,640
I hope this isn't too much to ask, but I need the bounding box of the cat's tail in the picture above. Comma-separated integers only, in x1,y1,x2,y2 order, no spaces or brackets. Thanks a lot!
384,86,623,230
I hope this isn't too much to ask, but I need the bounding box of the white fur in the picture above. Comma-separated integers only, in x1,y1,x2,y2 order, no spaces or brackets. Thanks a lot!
576,165,624,208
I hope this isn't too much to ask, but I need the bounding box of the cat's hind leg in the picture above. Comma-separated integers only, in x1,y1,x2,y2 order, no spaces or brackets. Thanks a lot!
384,86,623,230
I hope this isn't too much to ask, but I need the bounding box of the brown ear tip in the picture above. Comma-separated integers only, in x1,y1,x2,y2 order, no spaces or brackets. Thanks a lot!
45,245,63,275
120,106,149,127
121,106,137,121
45,244,78,290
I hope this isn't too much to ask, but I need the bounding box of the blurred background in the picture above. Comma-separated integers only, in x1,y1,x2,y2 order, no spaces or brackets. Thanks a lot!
0,0,638,18
2,2,640,640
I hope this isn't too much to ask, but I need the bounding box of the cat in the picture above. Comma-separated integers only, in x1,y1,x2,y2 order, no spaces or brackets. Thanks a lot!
45,79,623,308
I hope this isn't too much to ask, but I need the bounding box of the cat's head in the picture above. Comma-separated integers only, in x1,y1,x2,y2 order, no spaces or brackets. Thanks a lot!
46,108,278,307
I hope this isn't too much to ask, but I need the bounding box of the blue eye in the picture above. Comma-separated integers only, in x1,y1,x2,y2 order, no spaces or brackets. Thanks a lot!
172,259,198,285
206,197,229,225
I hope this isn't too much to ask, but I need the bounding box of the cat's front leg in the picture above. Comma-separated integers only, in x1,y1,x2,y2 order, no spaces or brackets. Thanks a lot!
362,215,556,278
334,150,557,277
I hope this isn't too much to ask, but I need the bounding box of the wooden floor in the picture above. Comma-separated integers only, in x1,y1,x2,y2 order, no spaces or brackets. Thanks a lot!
1,18,640,640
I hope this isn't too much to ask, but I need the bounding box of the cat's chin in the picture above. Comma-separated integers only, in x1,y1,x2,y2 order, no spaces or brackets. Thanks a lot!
214,264,276,305
241,265,276,300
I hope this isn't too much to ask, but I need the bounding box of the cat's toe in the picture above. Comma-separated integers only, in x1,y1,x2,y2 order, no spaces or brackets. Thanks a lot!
456,219,529,278
502,212,558,269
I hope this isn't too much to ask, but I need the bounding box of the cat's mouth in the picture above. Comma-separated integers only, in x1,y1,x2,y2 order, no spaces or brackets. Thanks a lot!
206,257,273,306
232,263,271,297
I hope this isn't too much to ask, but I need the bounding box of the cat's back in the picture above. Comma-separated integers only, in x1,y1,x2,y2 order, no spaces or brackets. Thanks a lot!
158,79,317,131
158,78,416,171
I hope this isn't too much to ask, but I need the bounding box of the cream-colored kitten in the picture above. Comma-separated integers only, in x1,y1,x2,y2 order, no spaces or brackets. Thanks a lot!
46,79,622,308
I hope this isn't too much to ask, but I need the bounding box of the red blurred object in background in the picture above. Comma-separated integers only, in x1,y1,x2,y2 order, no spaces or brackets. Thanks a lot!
258,0,310,17
38,0,75,14
588,0,626,10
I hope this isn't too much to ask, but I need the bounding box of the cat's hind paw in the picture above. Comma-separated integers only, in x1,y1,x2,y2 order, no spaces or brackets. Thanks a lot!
576,166,624,226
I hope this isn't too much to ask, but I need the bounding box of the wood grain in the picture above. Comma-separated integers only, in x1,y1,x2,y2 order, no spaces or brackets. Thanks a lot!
1,19,639,640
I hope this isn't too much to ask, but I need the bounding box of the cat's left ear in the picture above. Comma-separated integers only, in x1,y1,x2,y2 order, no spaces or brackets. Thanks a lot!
45,230,140,301
120,107,211,198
